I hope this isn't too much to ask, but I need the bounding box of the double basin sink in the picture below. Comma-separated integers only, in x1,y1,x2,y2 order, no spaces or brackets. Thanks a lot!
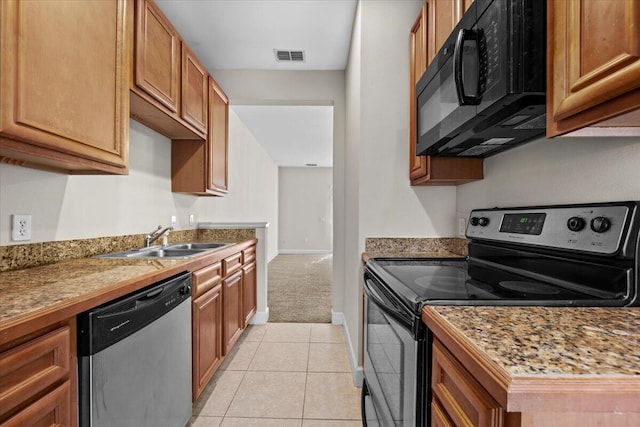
96,242,232,259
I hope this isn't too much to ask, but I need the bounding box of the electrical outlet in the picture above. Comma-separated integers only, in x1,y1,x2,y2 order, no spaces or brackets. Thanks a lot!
170,215,177,229
12,214,32,241
189,214,195,226
458,217,466,236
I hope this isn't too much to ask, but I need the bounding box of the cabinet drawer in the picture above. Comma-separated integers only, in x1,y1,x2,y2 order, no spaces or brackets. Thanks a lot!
432,397,455,427
0,327,70,418
193,262,222,298
432,339,503,427
242,245,256,264
0,380,71,427
223,252,242,277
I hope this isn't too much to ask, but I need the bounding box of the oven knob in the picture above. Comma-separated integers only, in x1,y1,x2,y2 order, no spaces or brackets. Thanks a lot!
478,217,490,227
567,216,585,232
470,216,480,226
590,216,611,233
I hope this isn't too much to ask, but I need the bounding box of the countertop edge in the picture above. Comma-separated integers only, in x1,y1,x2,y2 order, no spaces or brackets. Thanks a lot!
0,238,257,345
422,306,513,407
422,306,640,414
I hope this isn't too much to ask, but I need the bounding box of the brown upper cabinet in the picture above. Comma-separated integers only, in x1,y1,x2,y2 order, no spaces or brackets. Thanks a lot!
172,76,229,196
409,0,483,186
134,0,180,114
0,0,131,174
181,45,209,135
131,0,208,139
547,0,640,137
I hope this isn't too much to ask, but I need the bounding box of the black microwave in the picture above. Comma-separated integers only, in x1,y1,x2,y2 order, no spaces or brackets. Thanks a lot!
416,0,546,158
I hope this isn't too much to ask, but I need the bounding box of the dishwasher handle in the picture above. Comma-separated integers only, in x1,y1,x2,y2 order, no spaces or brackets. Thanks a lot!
96,285,170,319
77,271,191,356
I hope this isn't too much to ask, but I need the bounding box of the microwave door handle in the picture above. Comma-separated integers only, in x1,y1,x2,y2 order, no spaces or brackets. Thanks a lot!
454,29,481,106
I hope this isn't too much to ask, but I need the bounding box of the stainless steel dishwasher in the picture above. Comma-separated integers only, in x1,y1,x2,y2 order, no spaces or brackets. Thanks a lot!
77,271,192,427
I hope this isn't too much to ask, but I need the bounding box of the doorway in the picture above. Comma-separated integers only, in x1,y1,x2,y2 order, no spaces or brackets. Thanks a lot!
232,104,334,323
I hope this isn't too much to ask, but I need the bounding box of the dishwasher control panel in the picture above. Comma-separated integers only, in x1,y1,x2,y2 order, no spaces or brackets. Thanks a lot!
77,271,191,356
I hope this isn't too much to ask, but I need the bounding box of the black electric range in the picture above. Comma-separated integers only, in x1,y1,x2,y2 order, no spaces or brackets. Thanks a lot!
361,201,640,427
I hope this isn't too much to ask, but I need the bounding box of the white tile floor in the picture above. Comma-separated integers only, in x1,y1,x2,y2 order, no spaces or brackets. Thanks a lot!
190,323,362,427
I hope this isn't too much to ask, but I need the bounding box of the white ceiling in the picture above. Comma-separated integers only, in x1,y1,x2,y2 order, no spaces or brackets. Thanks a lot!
156,0,353,167
156,0,357,71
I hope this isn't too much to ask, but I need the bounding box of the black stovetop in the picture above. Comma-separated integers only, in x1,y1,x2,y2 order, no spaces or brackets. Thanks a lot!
366,256,631,314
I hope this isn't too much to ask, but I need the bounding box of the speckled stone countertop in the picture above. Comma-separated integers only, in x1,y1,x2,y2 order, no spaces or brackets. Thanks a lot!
0,258,191,325
426,306,640,376
422,306,640,412
362,237,468,261
0,238,256,344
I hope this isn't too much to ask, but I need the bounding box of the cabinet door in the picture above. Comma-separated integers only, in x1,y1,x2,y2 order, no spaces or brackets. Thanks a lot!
242,261,257,327
432,339,504,427
181,44,208,136
0,327,70,418
134,0,180,113
0,0,130,174
432,398,455,427
427,0,463,63
1,381,71,427
409,4,429,182
208,78,229,195
547,0,640,136
223,271,243,355
192,284,222,401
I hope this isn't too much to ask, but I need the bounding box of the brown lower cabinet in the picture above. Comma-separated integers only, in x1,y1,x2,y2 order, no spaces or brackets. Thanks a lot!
427,319,640,427
432,339,505,427
223,270,244,355
0,321,76,427
192,283,223,401
242,261,257,327
191,241,258,400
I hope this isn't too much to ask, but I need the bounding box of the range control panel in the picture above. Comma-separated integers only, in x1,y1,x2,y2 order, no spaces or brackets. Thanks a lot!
466,204,631,255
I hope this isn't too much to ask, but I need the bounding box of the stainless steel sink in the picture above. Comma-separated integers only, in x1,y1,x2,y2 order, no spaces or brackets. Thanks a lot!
165,242,230,250
95,242,232,259
126,249,208,258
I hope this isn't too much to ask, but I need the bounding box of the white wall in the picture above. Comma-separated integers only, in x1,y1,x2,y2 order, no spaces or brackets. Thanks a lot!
456,136,640,227
278,167,333,252
0,117,279,255
344,0,362,376
201,108,280,260
343,0,457,380
211,69,348,318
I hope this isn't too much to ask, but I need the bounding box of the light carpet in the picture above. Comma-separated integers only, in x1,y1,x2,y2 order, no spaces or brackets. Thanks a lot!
267,253,332,323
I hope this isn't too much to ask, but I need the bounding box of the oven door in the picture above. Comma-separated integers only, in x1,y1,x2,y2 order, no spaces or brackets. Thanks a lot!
363,277,423,427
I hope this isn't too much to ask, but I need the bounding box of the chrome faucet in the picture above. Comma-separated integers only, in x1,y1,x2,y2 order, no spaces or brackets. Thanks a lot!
144,225,173,248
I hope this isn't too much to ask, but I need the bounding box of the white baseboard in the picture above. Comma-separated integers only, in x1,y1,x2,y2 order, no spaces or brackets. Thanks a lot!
278,249,332,255
249,308,269,325
331,309,343,325
334,311,364,387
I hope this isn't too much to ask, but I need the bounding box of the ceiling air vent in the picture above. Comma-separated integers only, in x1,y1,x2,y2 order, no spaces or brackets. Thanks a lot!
274,49,305,62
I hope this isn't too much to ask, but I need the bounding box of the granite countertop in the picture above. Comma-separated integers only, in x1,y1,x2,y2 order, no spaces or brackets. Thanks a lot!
0,238,256,344
0,257,191,325
422,306,640,412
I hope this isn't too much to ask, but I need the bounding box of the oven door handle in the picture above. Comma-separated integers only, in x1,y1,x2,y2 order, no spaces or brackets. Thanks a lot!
364,279,413,327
